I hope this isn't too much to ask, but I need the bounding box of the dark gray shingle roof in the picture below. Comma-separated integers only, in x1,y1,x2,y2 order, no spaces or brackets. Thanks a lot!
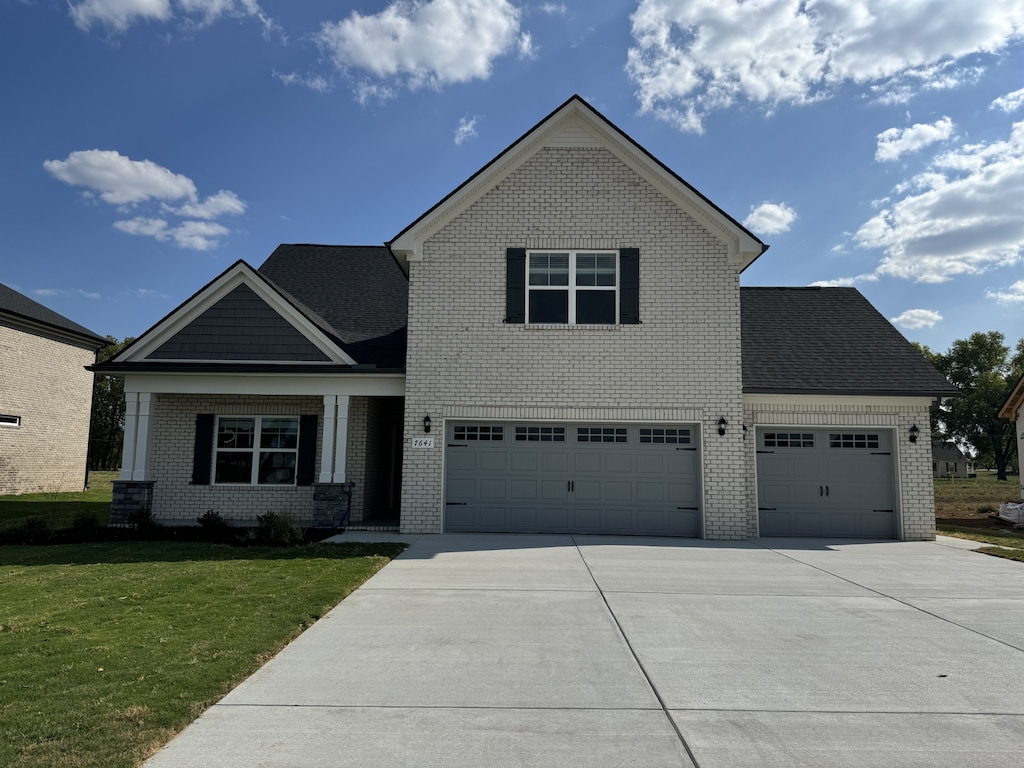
0,281,105,347
741,287,956,396
258,245,408,369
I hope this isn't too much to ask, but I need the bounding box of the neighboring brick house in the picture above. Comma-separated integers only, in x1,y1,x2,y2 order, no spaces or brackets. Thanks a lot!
96,96,955,540
0,282,106,494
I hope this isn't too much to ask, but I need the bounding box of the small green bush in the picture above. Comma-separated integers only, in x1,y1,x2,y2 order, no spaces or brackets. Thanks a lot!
254,511,300,546
127,507,160,533
196,510,234,543
978,504,998,515
72,510,101,530
5,516,53,545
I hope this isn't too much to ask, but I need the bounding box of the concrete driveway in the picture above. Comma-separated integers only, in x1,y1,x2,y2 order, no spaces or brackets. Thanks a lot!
145,535,1024,767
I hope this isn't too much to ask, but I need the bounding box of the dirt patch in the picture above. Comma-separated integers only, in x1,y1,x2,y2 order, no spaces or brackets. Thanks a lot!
935,512,1021,533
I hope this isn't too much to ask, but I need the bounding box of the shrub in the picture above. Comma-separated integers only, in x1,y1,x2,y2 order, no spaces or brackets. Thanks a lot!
72,510,101,530
4,517,53,545
978,504,998,515
254,511,300,546
127,507,160,534
196,510,234,543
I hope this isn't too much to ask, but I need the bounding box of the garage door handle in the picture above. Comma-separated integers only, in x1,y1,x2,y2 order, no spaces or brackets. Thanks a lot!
567,480,575,492
826,486,829,497
820,486,823,496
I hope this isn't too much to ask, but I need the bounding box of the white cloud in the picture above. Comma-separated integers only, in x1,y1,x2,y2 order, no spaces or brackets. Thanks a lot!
518,31,536,59
70,0,170,32
539,3,567,14
855,121,1024,283
889,308,943,329
627,0,1024,133
115,217,229,250
169,190,246,219
46,149,244,250
809,273,879,287
454,116,478,145
875,117,954,162
315,0,524,96
992,87,1024,113
32,288,101,300
742,202,796,235
44,150,197,205
987,279,1024,303
69,0,274,35
273,71,333,93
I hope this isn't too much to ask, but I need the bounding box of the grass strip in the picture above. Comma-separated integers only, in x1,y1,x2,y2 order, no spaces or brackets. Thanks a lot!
0,540,406,768
936,525,1024,563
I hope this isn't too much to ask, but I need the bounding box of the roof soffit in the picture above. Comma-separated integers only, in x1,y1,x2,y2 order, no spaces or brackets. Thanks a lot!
389,97,764,268
114,262,356,366
1000,373,1024,420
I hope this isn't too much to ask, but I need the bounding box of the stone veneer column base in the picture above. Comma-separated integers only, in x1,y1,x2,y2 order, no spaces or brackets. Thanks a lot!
312,483,354,528
110,481,155,526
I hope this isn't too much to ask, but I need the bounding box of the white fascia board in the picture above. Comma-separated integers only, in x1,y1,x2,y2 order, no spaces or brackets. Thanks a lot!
390,99,762,269
116,262,355,365
123,372,405,398
744,393,935,410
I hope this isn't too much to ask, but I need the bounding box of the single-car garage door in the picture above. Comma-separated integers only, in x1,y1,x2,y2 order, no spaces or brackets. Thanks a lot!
445,422,701,536
757,428,896,538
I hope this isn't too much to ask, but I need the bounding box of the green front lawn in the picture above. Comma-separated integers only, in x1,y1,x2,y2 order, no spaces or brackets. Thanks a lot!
0,540,406,768
0,471,117,530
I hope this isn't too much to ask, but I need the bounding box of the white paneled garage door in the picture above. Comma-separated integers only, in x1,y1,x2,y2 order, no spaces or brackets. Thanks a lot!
444,422,701,536
756,428,896,538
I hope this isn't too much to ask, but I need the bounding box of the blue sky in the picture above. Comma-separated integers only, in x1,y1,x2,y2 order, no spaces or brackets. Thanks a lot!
3,1,1023,355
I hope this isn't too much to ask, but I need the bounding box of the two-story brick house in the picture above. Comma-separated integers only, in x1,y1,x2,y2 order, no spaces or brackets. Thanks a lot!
1,282,106,494
96,96,954,540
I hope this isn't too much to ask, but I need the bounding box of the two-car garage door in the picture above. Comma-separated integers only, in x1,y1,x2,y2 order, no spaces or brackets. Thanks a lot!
756,428,897,538
444,422,701,536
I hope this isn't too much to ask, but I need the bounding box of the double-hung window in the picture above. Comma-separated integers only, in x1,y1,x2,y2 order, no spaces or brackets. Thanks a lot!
215,416,299,485
527,250,618,324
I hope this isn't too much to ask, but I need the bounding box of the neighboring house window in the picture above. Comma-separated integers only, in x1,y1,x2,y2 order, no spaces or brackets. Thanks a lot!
0,414,20,428
505,248,640,325
215,417,299,485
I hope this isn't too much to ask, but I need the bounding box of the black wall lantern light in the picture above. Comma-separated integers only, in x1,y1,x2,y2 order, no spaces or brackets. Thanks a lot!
718,417,727,436
909,424,919,443
423,415,432,434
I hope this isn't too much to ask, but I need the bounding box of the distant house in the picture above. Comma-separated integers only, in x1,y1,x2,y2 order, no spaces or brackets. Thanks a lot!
931,442,974,478
95,95,956,540
0,282,106,494
1000,373,1024,500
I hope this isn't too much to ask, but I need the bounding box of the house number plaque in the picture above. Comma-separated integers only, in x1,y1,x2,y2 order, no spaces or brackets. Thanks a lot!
411,437,435,449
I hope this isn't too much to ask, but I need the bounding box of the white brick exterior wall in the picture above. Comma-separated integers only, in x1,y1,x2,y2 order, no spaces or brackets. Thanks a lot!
744,397,937,540
146,393,370,525
0,324,95,494
401,146,748,537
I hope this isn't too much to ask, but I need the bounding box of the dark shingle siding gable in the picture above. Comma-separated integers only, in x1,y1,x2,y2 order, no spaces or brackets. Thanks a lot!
147,284,331,362
0,281,105,348
740,287,956,396
258,245,408,369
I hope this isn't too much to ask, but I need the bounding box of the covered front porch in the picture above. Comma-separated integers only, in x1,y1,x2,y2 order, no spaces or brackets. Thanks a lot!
111,371,405,529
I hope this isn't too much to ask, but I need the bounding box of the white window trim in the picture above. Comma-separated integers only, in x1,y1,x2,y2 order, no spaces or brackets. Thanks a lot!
526,250,619,325
214,415,300,486
0,414,21,428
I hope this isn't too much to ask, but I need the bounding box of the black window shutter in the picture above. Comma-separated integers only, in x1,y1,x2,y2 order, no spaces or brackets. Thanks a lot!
505,248,526,323
191,414,215,485
619,248,640,324
296,414,318,486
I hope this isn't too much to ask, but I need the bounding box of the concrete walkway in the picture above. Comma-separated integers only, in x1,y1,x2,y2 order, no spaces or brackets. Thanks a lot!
145,534,1024,767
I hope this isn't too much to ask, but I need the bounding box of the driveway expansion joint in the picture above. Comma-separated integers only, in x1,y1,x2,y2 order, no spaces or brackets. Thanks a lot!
571,535,703,768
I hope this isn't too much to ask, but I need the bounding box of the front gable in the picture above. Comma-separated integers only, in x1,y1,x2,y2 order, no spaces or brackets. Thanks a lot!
389,95,766,271
114,261,355,366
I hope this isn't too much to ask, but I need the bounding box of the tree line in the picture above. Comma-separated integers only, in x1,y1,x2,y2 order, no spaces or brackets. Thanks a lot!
917,331,1023,481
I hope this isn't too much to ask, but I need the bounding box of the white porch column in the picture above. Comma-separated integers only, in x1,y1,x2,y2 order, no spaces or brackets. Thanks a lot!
119,392,139,481
333,395,350,483
320,396,337,483
131,392,152,481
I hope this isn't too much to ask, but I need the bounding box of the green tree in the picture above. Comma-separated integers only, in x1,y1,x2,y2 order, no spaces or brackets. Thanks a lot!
88,336,134,471
930,332,1024,482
